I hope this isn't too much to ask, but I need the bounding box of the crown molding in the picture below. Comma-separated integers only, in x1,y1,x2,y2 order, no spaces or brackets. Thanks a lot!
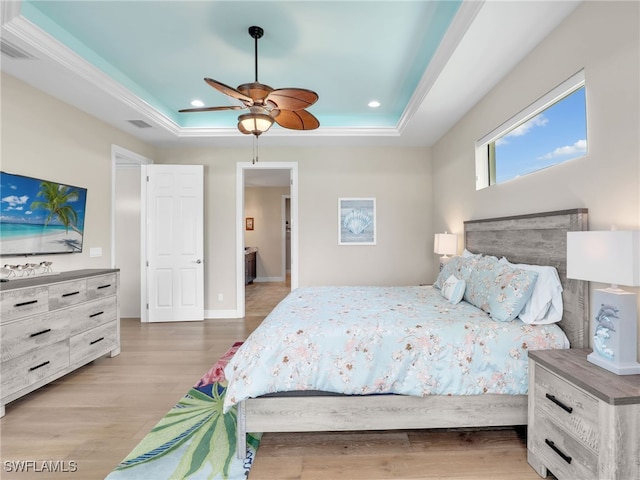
397,0,484,132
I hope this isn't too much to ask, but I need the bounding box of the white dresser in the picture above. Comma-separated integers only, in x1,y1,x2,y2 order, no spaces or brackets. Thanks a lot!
0,269,120,417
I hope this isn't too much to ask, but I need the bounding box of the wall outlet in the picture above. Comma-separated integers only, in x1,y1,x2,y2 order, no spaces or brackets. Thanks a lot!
217,293,223,302
89,247,102,258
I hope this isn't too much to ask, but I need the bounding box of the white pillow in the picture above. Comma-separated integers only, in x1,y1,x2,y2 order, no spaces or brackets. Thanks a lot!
499,258,563,324
441,274,466,305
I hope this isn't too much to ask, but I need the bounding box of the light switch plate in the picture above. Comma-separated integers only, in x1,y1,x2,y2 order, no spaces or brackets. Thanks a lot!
89,247,102,258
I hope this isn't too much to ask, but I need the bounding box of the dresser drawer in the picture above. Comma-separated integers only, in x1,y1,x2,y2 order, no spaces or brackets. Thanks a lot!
86,273,117,301
534,365,599,453
531,408,598,480
0,286,49,323
49,279,87,310
1,340,69,397
70,321,117,366
69,296,118,336
0,310,70,361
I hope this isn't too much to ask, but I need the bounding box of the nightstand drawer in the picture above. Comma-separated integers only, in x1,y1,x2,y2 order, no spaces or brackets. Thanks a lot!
531,409,598,480
534,365,599,453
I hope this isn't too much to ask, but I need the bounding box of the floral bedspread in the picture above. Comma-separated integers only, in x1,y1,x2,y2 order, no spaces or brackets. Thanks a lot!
223,286,569,412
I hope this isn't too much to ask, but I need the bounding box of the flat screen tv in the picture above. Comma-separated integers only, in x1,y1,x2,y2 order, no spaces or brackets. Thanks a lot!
0,171,87,256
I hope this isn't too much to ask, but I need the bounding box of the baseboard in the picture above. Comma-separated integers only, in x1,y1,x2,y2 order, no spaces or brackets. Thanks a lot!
205,309,242,319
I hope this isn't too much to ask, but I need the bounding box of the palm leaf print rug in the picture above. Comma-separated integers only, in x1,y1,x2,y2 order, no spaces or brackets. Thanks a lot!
106,342,261,480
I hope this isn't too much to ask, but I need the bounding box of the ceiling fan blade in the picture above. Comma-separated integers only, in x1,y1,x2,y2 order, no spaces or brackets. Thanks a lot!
267,88,318,111
274,109,320,130
204,78,253,104
178,105,246,113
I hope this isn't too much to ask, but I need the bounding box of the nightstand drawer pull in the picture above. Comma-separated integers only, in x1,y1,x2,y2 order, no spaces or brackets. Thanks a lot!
29,361,50,372
545,393,573,413
29,328,51,338
97,284,111,289
90,337,105,345
14,299,38,308
62,291,81,298
545,439,572,464
89,311,104,318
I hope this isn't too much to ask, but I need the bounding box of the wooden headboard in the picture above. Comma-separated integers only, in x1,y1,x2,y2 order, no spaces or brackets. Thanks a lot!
464,209,589,349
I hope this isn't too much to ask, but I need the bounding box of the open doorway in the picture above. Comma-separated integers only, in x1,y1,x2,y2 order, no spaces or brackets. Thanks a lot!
236,162,298,318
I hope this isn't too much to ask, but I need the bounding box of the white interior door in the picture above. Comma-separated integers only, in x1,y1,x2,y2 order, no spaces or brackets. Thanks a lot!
145,164,204,322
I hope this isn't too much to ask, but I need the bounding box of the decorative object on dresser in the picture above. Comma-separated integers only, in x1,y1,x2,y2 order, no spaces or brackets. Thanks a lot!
567,229,640,374
527,348,640,480
0,269,120,417
434,231,458,271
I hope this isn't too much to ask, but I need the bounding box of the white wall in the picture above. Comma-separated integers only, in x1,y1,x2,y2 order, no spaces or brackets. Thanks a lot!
431,1,640,356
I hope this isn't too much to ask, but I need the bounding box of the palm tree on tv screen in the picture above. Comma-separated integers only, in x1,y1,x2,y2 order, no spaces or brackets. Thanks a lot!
30,181,81,234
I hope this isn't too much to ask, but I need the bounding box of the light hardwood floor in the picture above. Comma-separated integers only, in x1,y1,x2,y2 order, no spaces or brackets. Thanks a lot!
0,279,550,479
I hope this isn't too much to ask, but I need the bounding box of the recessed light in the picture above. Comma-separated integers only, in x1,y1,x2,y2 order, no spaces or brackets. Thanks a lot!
368,100,381,108
191,99,205,107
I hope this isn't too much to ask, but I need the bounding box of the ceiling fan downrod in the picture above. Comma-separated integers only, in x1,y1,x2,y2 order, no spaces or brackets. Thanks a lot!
248,26,264,83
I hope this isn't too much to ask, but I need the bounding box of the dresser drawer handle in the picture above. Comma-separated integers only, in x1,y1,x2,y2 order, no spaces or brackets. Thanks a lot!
89,311,104,318
97,284,111,290
14,299,38,308
545,393,573,413
545,439,572,464
29,328,51,338
90,337,105,345
62,291,80,298
29,361,50,372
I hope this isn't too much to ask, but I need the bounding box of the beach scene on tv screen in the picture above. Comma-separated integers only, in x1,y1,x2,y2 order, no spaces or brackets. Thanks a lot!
0,172,87,256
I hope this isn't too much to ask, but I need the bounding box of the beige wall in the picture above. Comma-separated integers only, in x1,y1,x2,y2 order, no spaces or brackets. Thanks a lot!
431,1,640,356
245,186,290,281
0,73,157,272
154,146,433,311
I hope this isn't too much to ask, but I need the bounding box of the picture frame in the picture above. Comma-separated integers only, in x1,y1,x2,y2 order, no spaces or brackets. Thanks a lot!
338,198,376,245
245,217,254,231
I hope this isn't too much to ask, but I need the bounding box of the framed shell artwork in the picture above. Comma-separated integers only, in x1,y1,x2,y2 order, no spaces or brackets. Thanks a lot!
338,198,376,245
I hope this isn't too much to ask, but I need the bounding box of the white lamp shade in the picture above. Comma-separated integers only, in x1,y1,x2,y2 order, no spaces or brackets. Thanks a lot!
567,230,640,286
434,232,458,256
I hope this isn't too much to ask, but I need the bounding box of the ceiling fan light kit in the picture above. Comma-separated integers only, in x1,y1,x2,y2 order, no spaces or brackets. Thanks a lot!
238,112,274,136
179,25,319,139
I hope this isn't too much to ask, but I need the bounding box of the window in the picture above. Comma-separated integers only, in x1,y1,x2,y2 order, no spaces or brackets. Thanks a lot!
475,70,587,189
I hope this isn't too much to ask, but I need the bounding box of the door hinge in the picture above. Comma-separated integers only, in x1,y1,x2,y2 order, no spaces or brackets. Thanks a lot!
146,175,150,182
146,303,149,310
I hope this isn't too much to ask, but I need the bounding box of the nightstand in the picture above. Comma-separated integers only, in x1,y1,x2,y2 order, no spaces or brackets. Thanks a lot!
527,349,640,480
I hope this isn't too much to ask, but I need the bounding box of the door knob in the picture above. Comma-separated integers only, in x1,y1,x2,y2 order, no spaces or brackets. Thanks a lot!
195,259,202,264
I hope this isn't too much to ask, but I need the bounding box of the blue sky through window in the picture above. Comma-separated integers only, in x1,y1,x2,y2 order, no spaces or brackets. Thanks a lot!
494,87,587,184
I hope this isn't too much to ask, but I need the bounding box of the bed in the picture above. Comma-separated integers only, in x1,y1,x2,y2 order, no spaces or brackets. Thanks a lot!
230,209,589,458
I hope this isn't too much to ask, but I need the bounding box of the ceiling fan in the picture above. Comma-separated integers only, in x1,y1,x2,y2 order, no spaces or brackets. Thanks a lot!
179,25,319,137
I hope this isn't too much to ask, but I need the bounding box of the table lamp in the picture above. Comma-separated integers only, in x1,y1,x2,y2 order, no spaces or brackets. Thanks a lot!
434,232,458,271
567,229,640,375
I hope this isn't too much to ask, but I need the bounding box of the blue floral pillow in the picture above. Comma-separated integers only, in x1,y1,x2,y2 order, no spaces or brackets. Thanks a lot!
434,255,480,289
463,255,539,322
